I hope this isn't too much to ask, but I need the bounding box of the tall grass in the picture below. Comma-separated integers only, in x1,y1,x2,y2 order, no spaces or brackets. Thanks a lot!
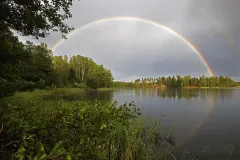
0,91,174,160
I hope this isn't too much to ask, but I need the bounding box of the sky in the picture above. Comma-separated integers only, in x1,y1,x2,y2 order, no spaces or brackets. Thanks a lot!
18,0,240,81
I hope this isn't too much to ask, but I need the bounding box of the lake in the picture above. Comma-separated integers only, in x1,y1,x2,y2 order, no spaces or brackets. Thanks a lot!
57,88,240,159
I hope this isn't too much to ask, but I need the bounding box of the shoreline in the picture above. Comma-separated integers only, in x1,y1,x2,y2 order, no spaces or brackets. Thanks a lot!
113,86,240,89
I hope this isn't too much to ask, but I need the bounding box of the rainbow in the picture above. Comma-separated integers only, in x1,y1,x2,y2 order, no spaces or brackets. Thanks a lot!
177,94,216,148
52,16,214,76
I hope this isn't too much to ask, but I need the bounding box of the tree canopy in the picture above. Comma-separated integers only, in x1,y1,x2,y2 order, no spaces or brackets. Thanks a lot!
0,0,74,38
53,55,113,89
0,0,77,98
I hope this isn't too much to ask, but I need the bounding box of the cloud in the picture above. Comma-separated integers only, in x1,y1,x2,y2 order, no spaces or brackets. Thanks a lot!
54,20,209,80
15,0,240,80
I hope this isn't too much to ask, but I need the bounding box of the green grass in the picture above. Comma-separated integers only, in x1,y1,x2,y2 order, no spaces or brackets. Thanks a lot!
96,88,114,91
52,87,85,93
0,90,174,160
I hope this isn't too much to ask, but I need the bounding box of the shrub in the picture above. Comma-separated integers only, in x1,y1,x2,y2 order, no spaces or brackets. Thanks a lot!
0,92,174,160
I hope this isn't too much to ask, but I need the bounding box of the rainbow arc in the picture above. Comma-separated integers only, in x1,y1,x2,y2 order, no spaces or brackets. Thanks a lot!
52,16,215,77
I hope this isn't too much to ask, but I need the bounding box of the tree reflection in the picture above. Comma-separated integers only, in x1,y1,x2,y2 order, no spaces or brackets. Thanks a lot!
134,88,235,100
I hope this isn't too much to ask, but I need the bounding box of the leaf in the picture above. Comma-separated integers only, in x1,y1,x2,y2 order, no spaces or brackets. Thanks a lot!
48,141,66,157
66,155,72,160
15,145,25,160
100,124,107,129
33,154,47,160
80,138,84,145
33,143,47,160
80,108,86,112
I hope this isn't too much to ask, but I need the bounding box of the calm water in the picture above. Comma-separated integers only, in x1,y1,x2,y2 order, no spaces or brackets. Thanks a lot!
61,88,240,159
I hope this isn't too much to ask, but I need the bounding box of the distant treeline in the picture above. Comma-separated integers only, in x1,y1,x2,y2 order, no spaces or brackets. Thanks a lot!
112,75,238,88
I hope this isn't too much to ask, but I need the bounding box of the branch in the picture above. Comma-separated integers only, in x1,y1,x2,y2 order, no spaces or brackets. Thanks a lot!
0,140,22,151
0,124,3,134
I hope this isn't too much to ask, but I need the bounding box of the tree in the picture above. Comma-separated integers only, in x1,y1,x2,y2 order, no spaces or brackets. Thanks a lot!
0,0,74,38
161,77,166,86
0,30,56,97
176,75,182,88
166,76,171,87
86,64,113,89
53,54,113,89
22,42,56,89
0,0,75,98
68,67,76,83
172,76,177,87
200,75,207,87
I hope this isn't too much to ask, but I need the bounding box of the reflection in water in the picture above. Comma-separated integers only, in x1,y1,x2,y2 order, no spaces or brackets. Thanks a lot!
133,88,235,100
113,88,240,159
45,90,114,101
177,93,216,148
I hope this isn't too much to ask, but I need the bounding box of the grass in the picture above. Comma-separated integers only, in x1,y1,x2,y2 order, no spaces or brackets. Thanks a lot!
51,87,85,93
0,90,175,160
96,88,114,91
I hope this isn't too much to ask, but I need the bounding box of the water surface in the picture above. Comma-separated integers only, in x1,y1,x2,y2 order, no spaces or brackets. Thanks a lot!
59,88,240,159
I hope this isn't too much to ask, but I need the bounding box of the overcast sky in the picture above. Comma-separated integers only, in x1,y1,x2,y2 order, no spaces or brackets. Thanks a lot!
19,0,240,81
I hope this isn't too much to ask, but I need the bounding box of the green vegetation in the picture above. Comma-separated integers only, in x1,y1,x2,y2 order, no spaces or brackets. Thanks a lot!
53,55,113,89
0,0,74,38
97,88,114,91
112,75,238,88
0,91,175,159
0,38,113,99
0,0,113,99
236,82,240,87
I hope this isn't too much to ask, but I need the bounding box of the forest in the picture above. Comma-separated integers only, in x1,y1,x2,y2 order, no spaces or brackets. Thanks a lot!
112,75,238,88
0,36,113,99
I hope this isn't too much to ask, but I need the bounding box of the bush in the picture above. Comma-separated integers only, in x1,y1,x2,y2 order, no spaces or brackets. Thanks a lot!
0,92,174,159
72,82,88,89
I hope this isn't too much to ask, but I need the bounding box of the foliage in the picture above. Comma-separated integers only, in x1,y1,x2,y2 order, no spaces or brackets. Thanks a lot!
0,28,113,98
0,0,74,38
236,82,240,87
71,83,88,89
0,0,76,99
0,91,174,160
112,75,238,88
21,42,56,87
53,55,113,89
0,29,56,98
68,67,76,83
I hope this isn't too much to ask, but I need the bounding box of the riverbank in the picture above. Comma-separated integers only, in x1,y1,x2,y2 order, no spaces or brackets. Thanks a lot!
96,88,114,91
187,86,240,89
118,86,240,89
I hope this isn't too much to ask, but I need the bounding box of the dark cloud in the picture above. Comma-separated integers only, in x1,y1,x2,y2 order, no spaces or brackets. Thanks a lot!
54,21,209,80
16,0,240,80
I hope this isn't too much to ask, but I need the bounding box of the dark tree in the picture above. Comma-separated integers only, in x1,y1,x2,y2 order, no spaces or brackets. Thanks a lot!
0,0,75,38
68,67,76,83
